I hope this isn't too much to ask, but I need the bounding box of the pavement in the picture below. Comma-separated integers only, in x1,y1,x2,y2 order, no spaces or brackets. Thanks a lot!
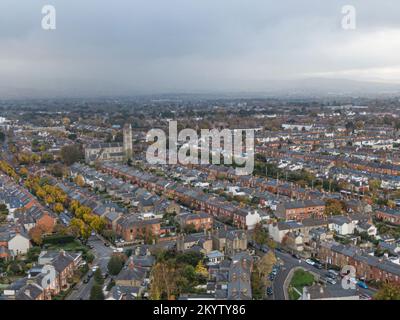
66,235,113,300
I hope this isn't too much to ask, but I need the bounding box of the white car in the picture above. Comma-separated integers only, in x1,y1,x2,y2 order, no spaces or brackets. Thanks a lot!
91,265,99,272
305,259,315,266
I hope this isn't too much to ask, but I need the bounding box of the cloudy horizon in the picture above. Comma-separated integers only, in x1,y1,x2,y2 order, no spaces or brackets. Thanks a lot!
1,1,400,98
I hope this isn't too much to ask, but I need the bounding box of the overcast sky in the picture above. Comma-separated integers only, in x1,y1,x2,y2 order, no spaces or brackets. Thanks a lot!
1,0,400,97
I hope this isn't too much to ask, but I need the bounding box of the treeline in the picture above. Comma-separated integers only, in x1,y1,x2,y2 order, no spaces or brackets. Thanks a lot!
0,160,19,181
24,175,106,239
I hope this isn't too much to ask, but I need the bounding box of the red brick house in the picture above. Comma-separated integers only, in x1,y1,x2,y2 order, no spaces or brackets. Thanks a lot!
276,200,326,221
116,214,161,242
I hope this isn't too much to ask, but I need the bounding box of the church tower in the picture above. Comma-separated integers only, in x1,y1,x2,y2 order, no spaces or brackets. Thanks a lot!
123,123,133,160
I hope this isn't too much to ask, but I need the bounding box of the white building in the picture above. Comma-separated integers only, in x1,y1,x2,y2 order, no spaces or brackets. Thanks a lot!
8,233,31,256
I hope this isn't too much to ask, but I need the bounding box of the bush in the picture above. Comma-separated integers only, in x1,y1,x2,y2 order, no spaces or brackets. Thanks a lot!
26,247,41,263
42,234,75,245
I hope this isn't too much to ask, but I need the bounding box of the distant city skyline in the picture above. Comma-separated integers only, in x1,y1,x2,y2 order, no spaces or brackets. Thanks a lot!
1,1,400,98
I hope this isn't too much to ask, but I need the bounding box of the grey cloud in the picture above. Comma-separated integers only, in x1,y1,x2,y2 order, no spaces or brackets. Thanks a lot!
0,0,400,97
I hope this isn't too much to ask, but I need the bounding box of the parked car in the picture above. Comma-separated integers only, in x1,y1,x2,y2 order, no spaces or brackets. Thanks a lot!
269,273,275,281
87,271,94,278
104,242,110,247
359,293,372,300
313,262,323,269
328,269,339,278
83,277,90,284
266,287,273,296
326,277,337,285
325,272,335,279
357,281,369,289
292,253,300,259
305,259,315,266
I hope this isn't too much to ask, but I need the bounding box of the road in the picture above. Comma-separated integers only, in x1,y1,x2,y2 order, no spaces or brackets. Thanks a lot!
67,235,113,300
271,250,376,300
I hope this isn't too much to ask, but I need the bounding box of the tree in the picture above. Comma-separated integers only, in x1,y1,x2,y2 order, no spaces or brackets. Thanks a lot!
257,251,277,278
29,225,46,245
253,223,268,245
89,216,106,233
375,282,400,300
175,251,203,267
48,163,66,178
94,268,104,285
74,175,85,187
107,254,127,275
251,267,265,300
0,204,8,216
19,167,29,178
90,284,105,300
150,261,180,300
60,144,83,166
26,246,41,263
195,260,208,278
54,203,64,214
183,223,197,234
324,199,345,216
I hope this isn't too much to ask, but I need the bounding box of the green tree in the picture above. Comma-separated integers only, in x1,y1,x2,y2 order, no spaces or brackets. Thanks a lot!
90,284,105,300
94,268,104,285
375,282,400,300
107,254,126,275
253,223,268,245
60,144,83,166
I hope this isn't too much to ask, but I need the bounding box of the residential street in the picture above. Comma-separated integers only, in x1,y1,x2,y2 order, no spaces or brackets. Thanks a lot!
66,235,113,300
272,250,376,300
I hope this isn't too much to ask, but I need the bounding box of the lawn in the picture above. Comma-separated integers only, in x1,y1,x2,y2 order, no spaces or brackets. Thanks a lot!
46,240,88,253
288,269,315,300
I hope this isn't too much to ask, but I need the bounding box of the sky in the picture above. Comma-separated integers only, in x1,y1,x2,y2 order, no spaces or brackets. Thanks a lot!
1,0,400,98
